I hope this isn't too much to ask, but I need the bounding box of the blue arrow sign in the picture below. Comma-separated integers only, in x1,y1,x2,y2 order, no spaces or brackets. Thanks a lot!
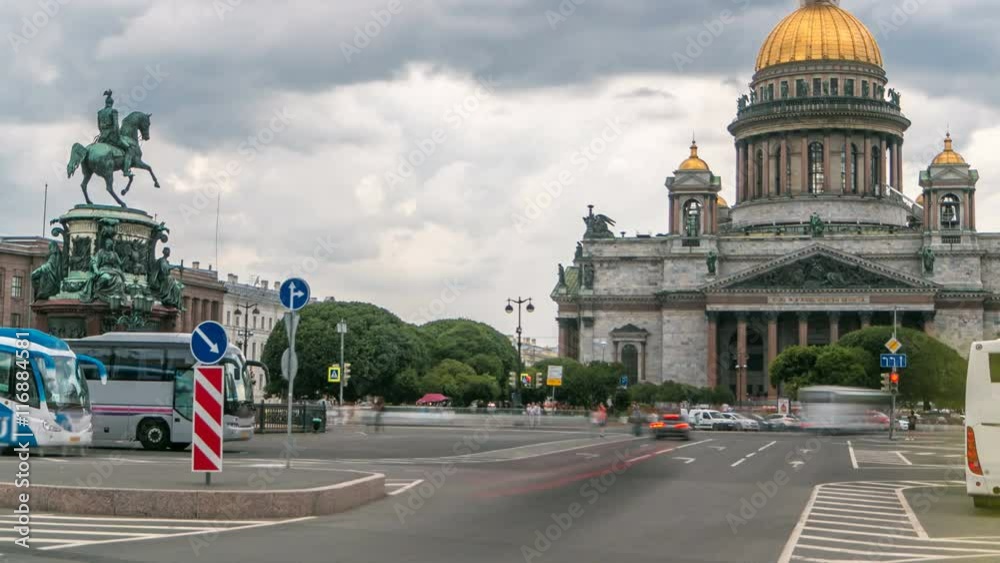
880,354,908,369
279,278,311,311
620,376,629,388
191,320,228,365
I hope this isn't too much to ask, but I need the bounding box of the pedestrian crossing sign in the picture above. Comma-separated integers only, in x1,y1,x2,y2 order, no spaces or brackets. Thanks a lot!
328,365,341,383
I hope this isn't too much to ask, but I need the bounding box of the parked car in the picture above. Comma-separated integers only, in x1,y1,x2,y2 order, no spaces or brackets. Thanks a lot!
721,412,760,431
690,409,739,431
649,413,692,441
764,414,802,432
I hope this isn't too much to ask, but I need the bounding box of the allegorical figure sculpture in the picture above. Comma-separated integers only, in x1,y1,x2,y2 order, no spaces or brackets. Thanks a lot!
30,241,64,301
583,205,616,239
920,246,936,274
557,264,566,287
148,247,185,309
707,250,718,276
81,238,127,304
809,212,825,237
66,89,160,208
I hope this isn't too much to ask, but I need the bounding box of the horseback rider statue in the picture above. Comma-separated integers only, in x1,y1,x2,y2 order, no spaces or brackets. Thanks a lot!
67,90,159,207
96,90,134,178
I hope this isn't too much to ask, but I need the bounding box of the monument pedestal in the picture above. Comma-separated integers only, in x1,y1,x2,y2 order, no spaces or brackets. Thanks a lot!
30,204,182,338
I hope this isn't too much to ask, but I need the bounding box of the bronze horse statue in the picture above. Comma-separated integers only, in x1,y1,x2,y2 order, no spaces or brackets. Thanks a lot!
66,111,160,207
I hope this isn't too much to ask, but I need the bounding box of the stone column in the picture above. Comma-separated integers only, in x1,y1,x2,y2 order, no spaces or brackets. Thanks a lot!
767,313,778,399
879,137,888,191
971,192,976,230
190,298,200,327
890,141,898,190
823,132,831,193
845,134,853,194
780,137,788,196
860,312,872,329
639,342,646,382
896,138,904,193
706,312,719,389
738,143,747,203
737,313,748,402
702,195,710,234
829,312,840,343
930,193,938,229
864,136,872,196
558,320,569,357
963,195,970,230
201,299,210,326
764,137,772,197
923,311,936,338
798,312,809,346
747,140,756,200
669,196,676,234
800,135,809,194
182,296,192,332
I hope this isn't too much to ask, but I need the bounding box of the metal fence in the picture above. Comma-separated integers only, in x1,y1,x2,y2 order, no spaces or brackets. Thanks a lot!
255,402,327,433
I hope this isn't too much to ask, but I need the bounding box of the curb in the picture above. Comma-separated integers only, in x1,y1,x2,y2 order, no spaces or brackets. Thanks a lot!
0,473,385,520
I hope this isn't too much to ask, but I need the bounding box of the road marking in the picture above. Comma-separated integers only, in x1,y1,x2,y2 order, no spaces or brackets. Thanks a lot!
758,440,777,452
731,458,746,467
653,439,713,456
19,514,315,551
709,445,727,451
672,457,696,464
386,479,424,496
788,460,804,469
847,440,858,470
780,481,1000,563
895,451,913,466
575,452,600,459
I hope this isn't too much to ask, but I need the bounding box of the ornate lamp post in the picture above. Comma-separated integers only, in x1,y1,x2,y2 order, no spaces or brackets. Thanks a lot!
735,355,748,408
233,301,260,359
505,297,534,406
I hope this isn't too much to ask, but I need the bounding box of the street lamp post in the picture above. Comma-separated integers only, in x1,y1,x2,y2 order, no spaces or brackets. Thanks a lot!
735,356,748,408
336,319,347,406
232,301,261,358
505,297,534,407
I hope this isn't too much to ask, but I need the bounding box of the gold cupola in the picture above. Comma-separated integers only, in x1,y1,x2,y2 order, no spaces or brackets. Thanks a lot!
679,140,710,171
931,133,967,166
756,0,883,71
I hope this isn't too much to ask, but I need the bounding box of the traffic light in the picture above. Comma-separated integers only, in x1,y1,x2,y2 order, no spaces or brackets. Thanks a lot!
880,373,892,392
344,363,351,380
521,373,531,387
536,373,544,389
890,371,900,393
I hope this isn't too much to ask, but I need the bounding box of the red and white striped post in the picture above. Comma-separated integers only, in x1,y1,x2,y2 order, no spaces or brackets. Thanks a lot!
192,365,224,484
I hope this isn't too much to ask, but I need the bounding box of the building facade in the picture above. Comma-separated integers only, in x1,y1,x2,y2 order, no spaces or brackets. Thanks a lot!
223,275,284,394
0,237,51,329
552,0,997,401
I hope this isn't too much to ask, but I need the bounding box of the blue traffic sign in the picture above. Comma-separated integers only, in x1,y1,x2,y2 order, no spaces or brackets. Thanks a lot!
880,353,908,369
191,321,228,365
620,376,629,388
279,278,310,311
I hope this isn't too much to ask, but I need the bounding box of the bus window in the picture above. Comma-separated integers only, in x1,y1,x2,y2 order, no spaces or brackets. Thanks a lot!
75,347,112,381
989,353,1000,383
173,370,194,420
0,350,11,398
112,347,166,381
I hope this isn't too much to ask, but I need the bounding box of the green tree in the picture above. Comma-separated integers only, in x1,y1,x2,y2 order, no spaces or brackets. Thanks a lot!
769,345,819,395
466,353,504,380
629,382,660,405
562,361,622,407
262,301,429,400
388,368,421,404
419,319,519,377
420,359,477,397
812,346,871,386
838,326,966,409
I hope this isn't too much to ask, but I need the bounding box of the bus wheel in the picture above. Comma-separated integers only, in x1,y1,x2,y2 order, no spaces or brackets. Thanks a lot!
168,442,190,452
138,420,170,451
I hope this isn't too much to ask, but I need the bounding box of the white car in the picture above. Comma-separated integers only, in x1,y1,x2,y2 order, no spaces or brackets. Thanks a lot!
722,412,760,431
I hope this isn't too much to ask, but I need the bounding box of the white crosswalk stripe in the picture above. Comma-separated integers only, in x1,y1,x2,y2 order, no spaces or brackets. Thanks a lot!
780,481,1000,562
852,449,913,466
0,513,312,551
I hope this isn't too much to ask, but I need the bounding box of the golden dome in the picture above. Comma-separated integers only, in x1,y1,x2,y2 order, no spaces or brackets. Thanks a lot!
679,140,710,171
717,195,729,208
756,0,883,71
916,194,924,206
931,133,966,165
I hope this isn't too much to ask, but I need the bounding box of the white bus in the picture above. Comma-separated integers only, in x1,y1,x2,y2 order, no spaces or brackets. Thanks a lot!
69,333,262,451
965,340,1000,508
0,328,107,449
797,386,891,433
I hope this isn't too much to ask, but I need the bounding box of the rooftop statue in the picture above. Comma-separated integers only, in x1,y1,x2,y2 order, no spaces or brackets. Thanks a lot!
66,90,161,208
583,205,616,239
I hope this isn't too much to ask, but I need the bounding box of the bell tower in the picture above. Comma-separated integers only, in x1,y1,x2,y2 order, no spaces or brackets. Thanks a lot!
919,133,979,241
665,139,722,237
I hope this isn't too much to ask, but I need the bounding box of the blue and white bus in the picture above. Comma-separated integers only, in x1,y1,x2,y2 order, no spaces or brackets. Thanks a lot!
0,328,106,448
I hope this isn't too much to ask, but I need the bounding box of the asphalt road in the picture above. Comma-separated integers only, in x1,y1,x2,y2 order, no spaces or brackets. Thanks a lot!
7,427,998,563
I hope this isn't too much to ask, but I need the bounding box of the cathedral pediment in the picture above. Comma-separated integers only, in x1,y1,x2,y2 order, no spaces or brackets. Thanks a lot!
703,245,938,292
928,166,973,182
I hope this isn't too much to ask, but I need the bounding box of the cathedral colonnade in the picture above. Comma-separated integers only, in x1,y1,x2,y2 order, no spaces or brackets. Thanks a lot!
705,308,935,402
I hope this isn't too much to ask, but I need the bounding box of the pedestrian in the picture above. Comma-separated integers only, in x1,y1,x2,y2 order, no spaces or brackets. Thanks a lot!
631,402,644,437
597,403,608,438
373,396,385,432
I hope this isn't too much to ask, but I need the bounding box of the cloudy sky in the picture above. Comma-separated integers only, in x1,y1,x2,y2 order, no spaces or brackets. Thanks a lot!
3,0,999,347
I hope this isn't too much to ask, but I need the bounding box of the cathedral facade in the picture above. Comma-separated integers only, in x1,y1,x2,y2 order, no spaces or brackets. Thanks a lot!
551,0,995,401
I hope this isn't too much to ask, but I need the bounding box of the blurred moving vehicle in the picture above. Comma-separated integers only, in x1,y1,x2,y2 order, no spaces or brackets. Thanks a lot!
649,413,691,440
763,413,802,432
797,386,892,433
0,329,106,449
964,339,1000,508
720,412,759,431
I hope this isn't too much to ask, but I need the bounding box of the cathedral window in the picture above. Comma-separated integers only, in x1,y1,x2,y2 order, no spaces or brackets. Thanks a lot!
813,78,822,97
796,79,807,97
621,344,639,383
808,142,824,194
846,79,855,96
831,78,839,96
862,80,870,98
683,200,702,236
940,194,961,229
780,81,789,99
774,145,782,195
767,83,774,101
851,144,860,194
871,145,881,192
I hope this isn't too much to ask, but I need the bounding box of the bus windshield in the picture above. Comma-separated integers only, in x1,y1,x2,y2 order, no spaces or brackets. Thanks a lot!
37,355,91,411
